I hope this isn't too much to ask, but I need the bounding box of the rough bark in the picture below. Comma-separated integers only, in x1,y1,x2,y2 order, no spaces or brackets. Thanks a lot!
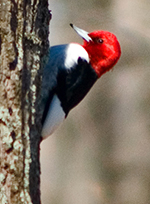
0,0,51,203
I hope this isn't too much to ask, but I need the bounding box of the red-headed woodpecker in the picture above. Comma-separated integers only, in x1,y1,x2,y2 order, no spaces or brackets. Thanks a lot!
41,24,121,138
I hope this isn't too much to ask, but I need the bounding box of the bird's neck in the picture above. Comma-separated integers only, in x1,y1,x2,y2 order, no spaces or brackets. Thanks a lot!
90,57,115,77
88,49,120,78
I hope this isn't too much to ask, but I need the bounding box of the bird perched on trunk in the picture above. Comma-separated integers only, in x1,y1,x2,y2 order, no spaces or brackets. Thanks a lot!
41,24,121,138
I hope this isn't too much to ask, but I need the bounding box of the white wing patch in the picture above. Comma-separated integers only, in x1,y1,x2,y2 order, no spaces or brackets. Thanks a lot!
41,95,65,139
64,43,89,69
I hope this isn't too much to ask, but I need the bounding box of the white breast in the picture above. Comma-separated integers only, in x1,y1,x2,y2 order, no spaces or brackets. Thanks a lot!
41,95,65,139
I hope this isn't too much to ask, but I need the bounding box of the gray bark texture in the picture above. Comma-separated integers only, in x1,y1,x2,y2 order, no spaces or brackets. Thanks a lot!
0,0,51,203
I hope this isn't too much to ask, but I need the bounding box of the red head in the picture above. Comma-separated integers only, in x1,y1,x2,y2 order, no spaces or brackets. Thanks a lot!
70,24,121,77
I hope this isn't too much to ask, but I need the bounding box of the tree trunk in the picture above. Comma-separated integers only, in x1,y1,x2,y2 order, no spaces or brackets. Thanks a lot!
0,0,51,203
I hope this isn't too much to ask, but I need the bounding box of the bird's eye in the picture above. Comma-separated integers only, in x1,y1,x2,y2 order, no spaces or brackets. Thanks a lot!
97,38,103,44
94,38,104,44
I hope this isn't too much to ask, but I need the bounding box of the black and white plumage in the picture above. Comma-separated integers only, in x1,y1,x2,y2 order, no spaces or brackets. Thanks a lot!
40,24,121,138
41,43,98,138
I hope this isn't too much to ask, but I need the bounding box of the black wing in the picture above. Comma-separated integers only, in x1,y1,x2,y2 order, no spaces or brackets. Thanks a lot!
41,45,68,124
56,57,98,116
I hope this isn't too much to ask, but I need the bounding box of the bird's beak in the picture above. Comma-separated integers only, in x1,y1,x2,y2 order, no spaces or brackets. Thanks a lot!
70,24,92,42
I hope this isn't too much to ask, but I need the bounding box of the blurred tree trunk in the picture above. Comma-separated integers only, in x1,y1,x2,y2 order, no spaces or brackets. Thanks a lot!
0,0,51,203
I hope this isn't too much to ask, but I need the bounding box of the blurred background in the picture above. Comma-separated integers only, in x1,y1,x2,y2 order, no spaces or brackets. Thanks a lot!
41,0,150,203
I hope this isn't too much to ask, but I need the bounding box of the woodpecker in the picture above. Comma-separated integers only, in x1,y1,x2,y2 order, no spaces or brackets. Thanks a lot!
41,24,121,138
